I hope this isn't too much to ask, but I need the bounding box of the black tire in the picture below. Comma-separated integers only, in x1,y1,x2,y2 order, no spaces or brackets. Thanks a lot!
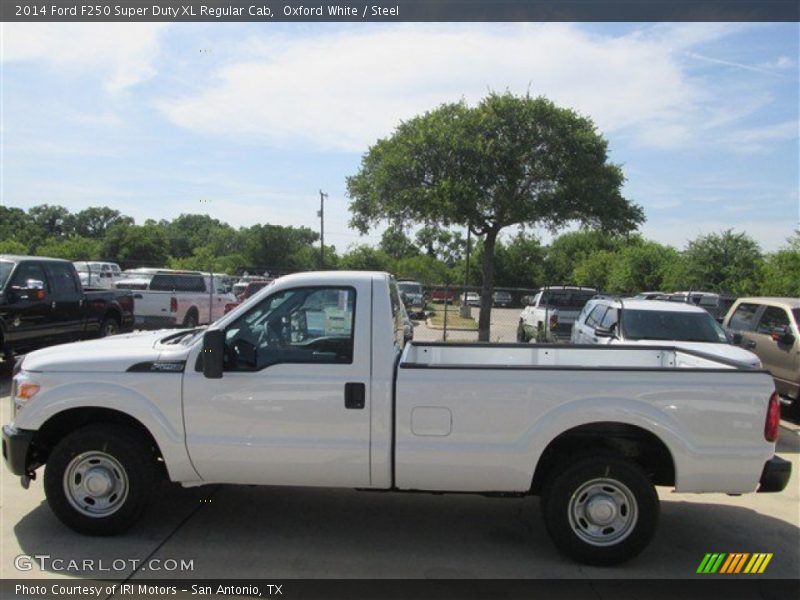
98,316,119,338
44,424,157,536
182,310,199,328
541,455,658,566
516,320,528,343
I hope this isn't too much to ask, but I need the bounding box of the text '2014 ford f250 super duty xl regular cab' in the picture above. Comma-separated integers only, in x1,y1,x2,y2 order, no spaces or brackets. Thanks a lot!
2,271,791,565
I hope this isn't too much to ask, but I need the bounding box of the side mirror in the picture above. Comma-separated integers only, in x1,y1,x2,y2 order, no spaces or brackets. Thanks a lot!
731,332,743,345
772,329,796,346
13,279,46,301
594,325,615,338
202,330,225,379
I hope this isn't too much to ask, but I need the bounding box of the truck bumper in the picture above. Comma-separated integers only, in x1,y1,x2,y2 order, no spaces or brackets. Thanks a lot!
757,456,791,493
2,424,34,476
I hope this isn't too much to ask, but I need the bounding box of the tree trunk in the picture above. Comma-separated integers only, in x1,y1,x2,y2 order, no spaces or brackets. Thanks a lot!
478,229,497,342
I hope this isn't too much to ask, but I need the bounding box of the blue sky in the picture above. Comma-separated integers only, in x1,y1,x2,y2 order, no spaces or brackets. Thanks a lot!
1,22,798,251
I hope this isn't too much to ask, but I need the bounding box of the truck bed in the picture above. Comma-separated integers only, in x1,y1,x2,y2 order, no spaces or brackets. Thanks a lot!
401,341,751,370
394,342,774,495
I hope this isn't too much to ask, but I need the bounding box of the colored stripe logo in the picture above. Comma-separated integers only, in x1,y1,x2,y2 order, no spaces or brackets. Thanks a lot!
697,553,773,574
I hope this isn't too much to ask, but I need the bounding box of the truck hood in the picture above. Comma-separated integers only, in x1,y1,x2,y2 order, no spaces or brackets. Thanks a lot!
20,329,189,373
613,339,762,367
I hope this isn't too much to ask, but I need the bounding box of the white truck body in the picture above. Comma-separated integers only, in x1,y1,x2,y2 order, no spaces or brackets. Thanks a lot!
129,272,235,329
4,271,789,564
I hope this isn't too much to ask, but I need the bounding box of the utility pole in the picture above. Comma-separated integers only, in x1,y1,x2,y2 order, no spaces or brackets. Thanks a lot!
318,190,327,269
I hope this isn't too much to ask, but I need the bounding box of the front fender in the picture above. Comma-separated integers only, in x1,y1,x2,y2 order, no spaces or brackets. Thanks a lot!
13,373,200,483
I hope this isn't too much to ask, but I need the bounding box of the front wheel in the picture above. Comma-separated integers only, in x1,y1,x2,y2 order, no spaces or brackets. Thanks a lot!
44,424,157,535
541,455,658,565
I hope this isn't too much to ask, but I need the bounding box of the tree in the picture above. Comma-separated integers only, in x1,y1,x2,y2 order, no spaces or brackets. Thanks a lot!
339,245,393,271
573,250,616,290
348,93,643,339
606,241,678,294
760,234,800,296
101,223,169,268
239,224,319,271
492,232,546,288
379,228,418,260
27,204,75,239
36,236,102,261
74,207,134,238
544,230,628,284
681,230,763,294
415,226,465,266
0,239,28,254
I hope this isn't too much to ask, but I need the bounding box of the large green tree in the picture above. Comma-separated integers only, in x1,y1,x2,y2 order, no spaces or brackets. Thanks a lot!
74,207,134,238
760,234,800,297
348,93,643,339
681,230,763,294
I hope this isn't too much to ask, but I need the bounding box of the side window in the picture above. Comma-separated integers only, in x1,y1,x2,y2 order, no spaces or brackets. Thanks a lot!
223,287,356,371
728,303,761,331
47,263,80,296
600,307,618,329
10,263,50,295
756,306,791,335
585,304,608,327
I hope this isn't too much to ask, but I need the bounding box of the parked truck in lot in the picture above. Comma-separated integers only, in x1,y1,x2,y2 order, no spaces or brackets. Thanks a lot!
0,255,134,366
2,271,790,565
129,271,236,329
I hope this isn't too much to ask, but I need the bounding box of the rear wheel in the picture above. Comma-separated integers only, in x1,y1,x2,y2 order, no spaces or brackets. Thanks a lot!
44,424,157,535
99,317,119,337
182,310,199,328
516,320,529,343
541,455,658,565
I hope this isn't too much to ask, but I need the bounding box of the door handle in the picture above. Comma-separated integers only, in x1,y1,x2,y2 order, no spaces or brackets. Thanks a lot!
745,340,757,349
51,301,56,309
344,382,365,410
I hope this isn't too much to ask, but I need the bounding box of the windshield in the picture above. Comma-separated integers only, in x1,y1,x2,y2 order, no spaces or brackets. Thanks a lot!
398,282,422,295
74,262,103,273
540,290,595,309
0,261,13,289
623,309,728,343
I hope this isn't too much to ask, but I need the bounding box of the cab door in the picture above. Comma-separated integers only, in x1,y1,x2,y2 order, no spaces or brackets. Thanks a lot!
752,306,797,389
2,262,54,346
44,262,84,338
182,281,372,487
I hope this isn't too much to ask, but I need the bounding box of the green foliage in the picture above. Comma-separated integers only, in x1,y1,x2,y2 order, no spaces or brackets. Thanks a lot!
35,236,103,261
74,207,134,238
0,239,28,254
760,234,800,297
415,227,465,265
379,228,418,260
606,241,679,294
338,245,393,271
681,230,764,295
545,230,630,283
101,223,170,268
492,233,546,288
348,92,643,339
394,254,453,285
573,250,616,290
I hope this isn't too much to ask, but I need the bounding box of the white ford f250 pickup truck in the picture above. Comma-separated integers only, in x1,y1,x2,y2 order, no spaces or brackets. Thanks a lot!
2,271,791,565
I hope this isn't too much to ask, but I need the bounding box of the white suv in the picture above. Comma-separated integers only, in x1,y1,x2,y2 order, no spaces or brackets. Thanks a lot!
572,297,762,367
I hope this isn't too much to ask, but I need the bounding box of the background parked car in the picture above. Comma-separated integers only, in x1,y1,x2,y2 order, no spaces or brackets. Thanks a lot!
397,280,426,318
668,291,738,323
430,288,456,303
463,291,480,306
518,286,597,342
493,290,513,307
73,261,123,289
572,297,761,367
724,297,800,414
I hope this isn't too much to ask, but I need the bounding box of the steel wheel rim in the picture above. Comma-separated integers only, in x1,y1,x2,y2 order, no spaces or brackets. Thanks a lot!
567,477,638,547
63,451,129,518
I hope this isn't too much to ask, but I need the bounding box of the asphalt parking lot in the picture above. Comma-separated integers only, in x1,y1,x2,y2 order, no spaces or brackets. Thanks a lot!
1,376,798,582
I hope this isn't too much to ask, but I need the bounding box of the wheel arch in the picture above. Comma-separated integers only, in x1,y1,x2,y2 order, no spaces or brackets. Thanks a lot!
531,421,676,494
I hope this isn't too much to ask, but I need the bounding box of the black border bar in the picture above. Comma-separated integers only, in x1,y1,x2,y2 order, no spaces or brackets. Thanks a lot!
2,1,799,22
3,579,799,599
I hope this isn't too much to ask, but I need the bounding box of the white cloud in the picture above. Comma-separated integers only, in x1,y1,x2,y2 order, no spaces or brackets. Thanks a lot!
2,23,168,92
158,23,740,153
722,120,799,153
